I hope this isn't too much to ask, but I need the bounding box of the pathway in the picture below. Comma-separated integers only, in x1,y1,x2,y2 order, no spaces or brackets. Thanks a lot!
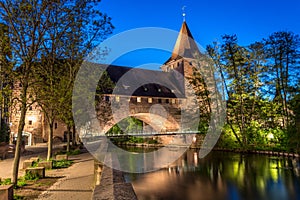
37,152,95,200
0,143,58,179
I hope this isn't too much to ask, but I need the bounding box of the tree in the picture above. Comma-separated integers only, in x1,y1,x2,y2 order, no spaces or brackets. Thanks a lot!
264,31,300,128
207,35,269,148
0,23,12,142
0,0,113,184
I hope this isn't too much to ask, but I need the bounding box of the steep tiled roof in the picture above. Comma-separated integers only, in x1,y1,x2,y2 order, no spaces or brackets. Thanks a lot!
165,21,200,63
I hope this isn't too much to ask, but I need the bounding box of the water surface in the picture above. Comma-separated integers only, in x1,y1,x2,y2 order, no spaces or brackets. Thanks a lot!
125,150,300,200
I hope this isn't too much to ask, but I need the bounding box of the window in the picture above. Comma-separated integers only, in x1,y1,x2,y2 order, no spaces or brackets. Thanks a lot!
105,96,110,102
148,98,152,103
158,99,162,103
55,122,58,129
28,120,32,125
29,106,32,111
137,97,142,103
172,99,176,104
166,99,169,104
115,96,120,102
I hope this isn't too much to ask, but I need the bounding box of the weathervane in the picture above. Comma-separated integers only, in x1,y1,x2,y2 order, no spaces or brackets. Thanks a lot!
182,5,187,21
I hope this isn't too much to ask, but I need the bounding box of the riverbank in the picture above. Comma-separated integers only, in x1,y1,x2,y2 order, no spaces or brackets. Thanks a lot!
93,154,137,200
111,141,300,158
212,147,300,158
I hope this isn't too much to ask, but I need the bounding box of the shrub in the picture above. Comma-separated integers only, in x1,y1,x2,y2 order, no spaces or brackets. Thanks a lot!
67,149,81,156
53,160,73,169
17,180,27,187
0,178,11,185
24,171,39,181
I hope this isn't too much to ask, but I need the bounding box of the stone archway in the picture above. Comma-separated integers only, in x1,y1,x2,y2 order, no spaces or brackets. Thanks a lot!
102,113,179,134
22,132,32,146
11,131,33,146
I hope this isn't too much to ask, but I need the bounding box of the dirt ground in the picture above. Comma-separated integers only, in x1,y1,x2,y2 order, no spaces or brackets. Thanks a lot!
14,176,61,200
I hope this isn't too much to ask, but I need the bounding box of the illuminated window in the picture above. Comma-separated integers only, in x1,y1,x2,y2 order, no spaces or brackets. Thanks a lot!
115,96,120,102
137,97,142,103
172,99,176,104
148,98,152,103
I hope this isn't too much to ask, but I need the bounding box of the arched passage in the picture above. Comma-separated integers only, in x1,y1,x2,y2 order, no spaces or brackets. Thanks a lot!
102,113,179,134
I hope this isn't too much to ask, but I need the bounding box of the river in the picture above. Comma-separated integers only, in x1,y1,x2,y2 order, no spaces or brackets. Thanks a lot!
124,149,300,200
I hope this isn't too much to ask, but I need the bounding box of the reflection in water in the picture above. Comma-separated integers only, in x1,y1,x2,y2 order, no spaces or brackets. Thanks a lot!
124,150,300,200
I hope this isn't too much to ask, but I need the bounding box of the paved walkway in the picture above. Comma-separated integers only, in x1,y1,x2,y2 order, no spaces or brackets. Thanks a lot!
0,144,96,200
0,143,59,179
38,152,95,200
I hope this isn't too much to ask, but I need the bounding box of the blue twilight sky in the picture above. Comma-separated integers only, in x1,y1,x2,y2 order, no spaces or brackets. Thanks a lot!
98,0,300,69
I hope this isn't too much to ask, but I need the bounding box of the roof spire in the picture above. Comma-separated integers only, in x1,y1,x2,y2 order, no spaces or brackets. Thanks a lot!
182,6,186,22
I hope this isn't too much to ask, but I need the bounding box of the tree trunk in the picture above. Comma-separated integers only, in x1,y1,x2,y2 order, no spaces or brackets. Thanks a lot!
47,121,54,161
67,125,70,152
72,125,76,146
12,90,27,185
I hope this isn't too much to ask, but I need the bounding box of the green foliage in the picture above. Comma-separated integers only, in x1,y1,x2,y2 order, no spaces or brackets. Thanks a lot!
67,149,81,156
128,136,145,143
24,171,39,181
147,139,159,144
217,125,240,149
53,160,73,169
13,194,24,200
17,180,26,187
0,178,12,185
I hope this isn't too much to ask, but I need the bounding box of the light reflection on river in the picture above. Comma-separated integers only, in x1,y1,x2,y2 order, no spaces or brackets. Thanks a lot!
124,149,300,200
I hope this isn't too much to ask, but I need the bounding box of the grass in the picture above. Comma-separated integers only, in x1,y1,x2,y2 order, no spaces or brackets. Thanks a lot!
24,171,40,181
52,160,73,169
13,194,24,200
0,178,12,185
55,149,81,156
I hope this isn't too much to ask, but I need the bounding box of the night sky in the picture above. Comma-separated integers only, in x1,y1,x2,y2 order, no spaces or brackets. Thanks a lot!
98,0,300,69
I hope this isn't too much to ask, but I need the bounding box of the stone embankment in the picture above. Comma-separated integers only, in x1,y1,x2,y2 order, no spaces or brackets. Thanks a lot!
93,154,137,200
